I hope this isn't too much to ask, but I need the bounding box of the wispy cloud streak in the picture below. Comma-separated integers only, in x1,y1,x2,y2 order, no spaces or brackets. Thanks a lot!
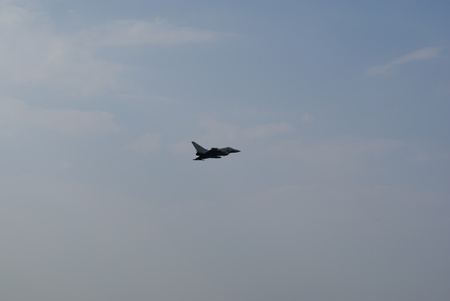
0,2,230,98
79,18,227,48
366,47,440,75
0,97,120,135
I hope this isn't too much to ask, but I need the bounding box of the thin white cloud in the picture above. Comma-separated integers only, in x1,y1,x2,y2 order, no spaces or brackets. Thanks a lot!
244,122,293,138
127,133,162,154
197,115,293,143
366,47,440,75
0,2,229,98
301,113,315,122
0,97,120,135
197,115,240,143
118,93,179,103
0,2,121,98
0,0,44,27
269,136,406,167
79,18,226,48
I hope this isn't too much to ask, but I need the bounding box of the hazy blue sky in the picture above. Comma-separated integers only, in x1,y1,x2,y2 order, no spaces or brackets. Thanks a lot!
1,1,449,300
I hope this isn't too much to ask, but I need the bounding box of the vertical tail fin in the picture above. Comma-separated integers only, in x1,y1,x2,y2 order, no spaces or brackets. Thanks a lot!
192,141,207,154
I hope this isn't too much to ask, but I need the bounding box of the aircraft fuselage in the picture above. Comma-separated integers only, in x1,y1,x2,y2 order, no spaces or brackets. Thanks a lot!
192,142,240,160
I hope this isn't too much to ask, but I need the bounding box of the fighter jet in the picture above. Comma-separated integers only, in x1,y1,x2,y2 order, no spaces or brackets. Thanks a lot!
192,141,240,160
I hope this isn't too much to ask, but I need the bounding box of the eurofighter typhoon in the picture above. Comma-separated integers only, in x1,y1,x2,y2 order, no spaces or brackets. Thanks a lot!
192,141,240,161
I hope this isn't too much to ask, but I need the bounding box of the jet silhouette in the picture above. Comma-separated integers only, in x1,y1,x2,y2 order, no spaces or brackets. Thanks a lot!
192,141,240,160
